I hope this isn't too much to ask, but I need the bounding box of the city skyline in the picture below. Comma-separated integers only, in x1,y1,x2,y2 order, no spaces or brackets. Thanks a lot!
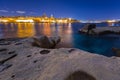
0,0,120,20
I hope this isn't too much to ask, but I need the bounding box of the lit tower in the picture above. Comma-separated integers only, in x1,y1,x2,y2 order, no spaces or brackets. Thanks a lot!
50,14,55,23
50,14,54,19
42,13,47,18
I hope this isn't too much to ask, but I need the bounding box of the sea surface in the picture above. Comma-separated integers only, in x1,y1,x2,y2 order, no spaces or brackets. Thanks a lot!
0,22,120,57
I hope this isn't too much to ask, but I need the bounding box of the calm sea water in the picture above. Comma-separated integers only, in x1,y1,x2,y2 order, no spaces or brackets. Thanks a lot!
0,22,120,56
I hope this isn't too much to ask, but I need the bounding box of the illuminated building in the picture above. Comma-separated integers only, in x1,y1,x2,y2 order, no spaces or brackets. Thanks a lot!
0,14,77,23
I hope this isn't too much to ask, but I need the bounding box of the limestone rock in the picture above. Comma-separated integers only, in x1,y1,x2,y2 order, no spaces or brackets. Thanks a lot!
79,26,120,35
0,64,12,72
49,36,61,44
32,36,61,48
0,49,17,64
79,24,96,35
0,38,120,80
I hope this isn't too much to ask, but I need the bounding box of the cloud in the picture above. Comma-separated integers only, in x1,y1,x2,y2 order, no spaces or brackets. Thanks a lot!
16,11,26,14
0,9,37,15
0,10,8,13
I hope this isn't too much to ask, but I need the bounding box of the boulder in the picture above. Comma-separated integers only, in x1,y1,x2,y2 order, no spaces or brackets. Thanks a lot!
79,24,96,35
32,36,61,48
49,36,61,44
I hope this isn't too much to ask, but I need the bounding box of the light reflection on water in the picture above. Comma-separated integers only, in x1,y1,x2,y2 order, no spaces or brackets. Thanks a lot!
0,23,36,38
0,23,73,48
0,22,120,56
17,23,35,38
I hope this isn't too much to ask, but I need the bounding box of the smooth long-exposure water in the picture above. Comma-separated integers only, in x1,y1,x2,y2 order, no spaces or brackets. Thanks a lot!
0,22,120,56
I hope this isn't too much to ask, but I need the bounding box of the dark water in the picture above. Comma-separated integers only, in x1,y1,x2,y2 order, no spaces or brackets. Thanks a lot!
0,22,120,56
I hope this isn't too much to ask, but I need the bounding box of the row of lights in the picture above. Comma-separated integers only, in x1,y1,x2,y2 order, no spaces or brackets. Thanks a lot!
0,19,71,23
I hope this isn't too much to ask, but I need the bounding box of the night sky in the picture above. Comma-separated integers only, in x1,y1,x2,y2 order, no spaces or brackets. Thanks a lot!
0,0,120,20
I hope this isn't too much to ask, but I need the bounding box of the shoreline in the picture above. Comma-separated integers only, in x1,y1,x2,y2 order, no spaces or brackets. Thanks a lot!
0,37,120,80
79,26,120,35
0,35,119,57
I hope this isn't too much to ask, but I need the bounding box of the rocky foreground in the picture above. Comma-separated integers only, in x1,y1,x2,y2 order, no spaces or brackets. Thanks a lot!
0,36,120,80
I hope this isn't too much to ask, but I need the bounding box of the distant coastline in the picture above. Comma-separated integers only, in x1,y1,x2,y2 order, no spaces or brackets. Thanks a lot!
1,16,120,24
0,15,79,23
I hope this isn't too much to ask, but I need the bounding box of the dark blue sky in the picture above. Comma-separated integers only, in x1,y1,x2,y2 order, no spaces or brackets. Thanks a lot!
0,0,120,20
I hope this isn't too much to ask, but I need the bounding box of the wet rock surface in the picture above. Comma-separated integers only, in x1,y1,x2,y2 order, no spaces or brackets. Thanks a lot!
0,36,120,80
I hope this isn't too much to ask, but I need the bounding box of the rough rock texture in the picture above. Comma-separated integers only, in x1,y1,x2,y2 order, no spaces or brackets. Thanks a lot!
79,27,120,35
32,36,61,48
0,38,120,80
79,24,96,35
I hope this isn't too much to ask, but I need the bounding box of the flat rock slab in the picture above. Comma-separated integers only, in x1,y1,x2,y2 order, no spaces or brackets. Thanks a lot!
0,38,120,80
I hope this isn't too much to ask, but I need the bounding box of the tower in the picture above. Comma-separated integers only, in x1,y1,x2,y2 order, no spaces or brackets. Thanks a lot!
50,14,54,19
42,13,47,18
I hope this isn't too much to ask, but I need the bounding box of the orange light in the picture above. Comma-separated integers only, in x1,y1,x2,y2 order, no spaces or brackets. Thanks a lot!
16,19,34,22
0,20,8,22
